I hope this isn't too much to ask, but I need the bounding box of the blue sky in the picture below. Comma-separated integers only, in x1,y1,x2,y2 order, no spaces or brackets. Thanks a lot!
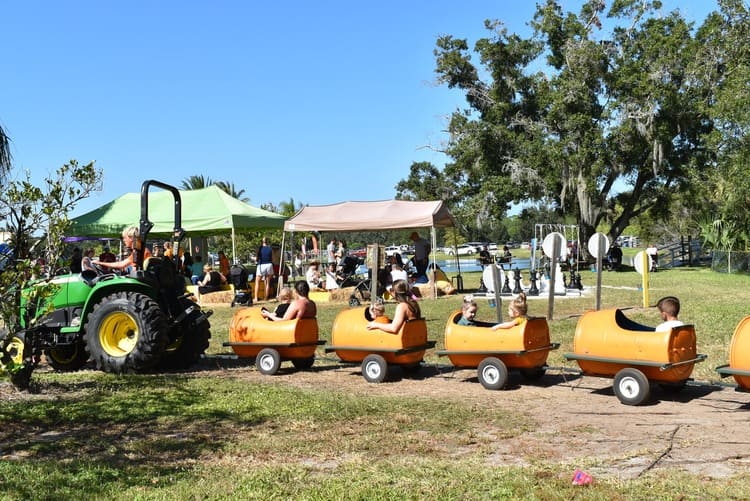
1,1,716,218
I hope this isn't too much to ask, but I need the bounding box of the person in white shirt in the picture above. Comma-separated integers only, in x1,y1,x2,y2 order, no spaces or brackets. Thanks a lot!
655,296,684,331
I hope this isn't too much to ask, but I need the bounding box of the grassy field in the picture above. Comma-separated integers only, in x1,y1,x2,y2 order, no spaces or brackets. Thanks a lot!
2,264,750,499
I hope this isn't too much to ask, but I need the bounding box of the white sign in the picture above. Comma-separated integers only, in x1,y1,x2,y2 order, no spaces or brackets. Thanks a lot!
542,232,568,259
633,251,653,275
587,233,610,258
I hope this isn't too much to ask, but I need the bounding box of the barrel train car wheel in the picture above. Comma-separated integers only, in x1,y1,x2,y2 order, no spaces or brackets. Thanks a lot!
614,367,651,406
257,348,281,375
362,354,387,383
477,357,508,390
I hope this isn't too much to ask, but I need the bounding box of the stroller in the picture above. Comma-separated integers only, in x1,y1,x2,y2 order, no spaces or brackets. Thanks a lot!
336,255,362,288
229,263,253,307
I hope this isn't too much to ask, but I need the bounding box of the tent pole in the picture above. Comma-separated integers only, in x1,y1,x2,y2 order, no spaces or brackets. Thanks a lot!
431,226,437,299
279,231,287,294
231,226,237,264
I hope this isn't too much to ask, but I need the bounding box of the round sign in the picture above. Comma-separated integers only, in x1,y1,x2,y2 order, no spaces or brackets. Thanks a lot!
482,264,505,293
587,233,610,258
542,232,568,259
633,251,653,275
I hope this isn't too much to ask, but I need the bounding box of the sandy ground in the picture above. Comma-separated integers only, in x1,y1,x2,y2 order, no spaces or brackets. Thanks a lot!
196,355,750,480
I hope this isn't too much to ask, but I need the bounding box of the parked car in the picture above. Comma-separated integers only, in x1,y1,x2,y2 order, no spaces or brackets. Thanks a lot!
385,246,401,257
447,244,479,256
350,248,367,258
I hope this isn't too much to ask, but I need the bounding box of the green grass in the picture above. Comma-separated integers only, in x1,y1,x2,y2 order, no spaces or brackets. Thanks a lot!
2,265,750,499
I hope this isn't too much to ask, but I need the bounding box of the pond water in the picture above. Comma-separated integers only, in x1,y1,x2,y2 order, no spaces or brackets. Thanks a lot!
355,258,535,276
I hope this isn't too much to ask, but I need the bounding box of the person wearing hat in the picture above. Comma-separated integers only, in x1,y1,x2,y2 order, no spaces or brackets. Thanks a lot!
409,231,430,279
99,246,116,263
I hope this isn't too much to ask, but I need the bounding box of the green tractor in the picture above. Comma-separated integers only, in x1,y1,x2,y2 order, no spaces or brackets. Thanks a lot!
1,180,212,388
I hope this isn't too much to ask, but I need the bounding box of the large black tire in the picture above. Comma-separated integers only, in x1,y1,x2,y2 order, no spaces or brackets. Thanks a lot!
85,291,169,374
45,341,89,372
158,298,211,371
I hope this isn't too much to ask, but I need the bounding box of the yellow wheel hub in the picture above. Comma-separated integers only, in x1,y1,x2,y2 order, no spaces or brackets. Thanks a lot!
99,312,139,357
6,336,25,365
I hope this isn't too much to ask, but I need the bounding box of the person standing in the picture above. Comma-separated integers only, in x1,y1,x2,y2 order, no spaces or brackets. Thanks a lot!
70,248,82,273
646,243,659,272
326,238,336,265
218,250,230,279
255,237,274,302
409,231,430,279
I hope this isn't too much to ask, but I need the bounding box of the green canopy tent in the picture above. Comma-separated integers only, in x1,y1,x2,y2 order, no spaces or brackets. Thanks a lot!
68,185,287,261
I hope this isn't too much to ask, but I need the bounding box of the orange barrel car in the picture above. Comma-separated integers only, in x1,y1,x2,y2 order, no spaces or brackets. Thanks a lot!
324,307,435,383
224,307,322,375
564,308,706,405
436,311,559,390
716,316,750,391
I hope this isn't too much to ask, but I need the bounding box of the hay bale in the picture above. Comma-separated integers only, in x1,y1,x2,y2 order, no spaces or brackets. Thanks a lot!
199,290,235,304
330,286,356,303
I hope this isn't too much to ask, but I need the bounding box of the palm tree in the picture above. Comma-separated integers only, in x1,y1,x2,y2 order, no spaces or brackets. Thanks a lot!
180,175,214,190
0,124,12,182
278,197,303,217
215,181,249,203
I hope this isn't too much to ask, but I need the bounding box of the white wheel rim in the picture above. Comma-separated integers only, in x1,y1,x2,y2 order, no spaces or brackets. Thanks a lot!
365,361,382,379
482,365,499,384
259,354,275,371
618,376,640,399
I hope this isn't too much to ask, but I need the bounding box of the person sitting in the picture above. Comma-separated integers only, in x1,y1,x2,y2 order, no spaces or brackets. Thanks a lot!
305,262,323,290
655,296,683,332
97,226,151,275
368,301,390,324
456,297,494,327
479,246,492,266
607,243,623,271
190,255,204,285
99,246,116,263
388,259,408,291
324,263,339,290
492,292,528,330
163,241,174,259
366,280,420,334
262,280,317,321
197,264,226,295
272,287,293,319
81,248,97,273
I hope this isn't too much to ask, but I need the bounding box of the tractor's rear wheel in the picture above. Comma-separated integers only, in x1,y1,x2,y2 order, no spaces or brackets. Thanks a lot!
85,291,168,374
159,298,211,371
45,341,89,372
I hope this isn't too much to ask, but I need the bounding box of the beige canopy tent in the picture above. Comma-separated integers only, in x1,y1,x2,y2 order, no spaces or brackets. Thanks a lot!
282,200,458,297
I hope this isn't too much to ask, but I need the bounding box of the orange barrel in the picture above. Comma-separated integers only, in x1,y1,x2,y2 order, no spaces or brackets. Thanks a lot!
728,316,750,389
228,307,319,359
443,311,552,369
330,307,430,365
572,308,699,383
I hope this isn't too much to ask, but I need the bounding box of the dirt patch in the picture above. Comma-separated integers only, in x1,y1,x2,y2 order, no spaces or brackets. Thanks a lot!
194,356,750,479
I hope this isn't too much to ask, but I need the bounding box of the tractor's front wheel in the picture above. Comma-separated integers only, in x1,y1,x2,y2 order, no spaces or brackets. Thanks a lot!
2,332,34,390
85,292,168,374
45,341,89,372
